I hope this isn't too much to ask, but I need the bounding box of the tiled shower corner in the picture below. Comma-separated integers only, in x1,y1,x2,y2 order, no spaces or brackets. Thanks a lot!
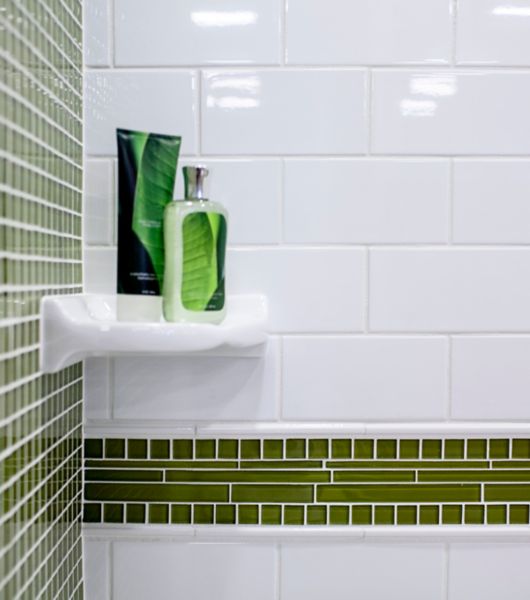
0,1,84,598
84,436,530,527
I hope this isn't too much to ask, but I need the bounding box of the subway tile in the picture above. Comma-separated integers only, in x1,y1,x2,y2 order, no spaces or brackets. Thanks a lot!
175,159,281,244
113,338,279,421
85,70,197,155
284,159,449,244
317,484,480,503
113,542,277,600
453,160,530,243
84,247,117,294
282,337,447,420
452,337,530,419
232,484,313,503
228,249,365,333
202,70,368,154
370,249,530,331
84,540,110,600
84,0,111,67
372,71,530,154
114,0,281,66
287,0,451,65
86,483,229,502
457,0,530,66
281,544,444,600
448,545,530,600
84,159,114,245
84,358,111,421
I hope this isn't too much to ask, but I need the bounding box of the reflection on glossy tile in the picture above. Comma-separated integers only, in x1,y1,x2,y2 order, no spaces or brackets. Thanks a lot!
84,0,111,66
84,159,114,245
115,0,281,65
202,70,368,154
372,71,530,154
287,0,451,65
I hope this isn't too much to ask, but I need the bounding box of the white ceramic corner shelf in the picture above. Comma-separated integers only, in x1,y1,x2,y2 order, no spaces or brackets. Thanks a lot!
40,294,268,373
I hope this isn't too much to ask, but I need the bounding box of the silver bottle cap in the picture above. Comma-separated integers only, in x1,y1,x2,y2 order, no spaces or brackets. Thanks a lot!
183,165,209,200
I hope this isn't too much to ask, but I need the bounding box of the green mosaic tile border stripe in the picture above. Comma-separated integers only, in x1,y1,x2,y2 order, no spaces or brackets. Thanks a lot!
1,0,84,598
84,437,530,527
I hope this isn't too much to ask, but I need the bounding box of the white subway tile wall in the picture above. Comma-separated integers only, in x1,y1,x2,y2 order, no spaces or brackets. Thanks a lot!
84,0,530,428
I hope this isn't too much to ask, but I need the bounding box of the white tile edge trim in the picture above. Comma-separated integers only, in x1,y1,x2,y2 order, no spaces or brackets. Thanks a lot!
83,524,530,542
84,421,530,437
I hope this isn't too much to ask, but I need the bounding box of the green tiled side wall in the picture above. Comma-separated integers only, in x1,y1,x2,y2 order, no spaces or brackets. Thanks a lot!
1,1,84,598
84,437,530,527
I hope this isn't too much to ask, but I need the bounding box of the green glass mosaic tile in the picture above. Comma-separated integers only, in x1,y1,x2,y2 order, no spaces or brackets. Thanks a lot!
330,505,349,525
216,505,236,524
400,440,419,459
241,439,261,459
285,505,305,525
465,505,485,525
509,505,529,524
494,461,530,469
333,470,415,482
85,439,103,458
128,439,148,459
239,505,259,524
332,439,352,459
196,439,215,459
240,460,322,469
104,504,124,524
218,439,238,459
86,483,229,503
327,460,489,469
422,440,442,459
351,505,372,525
307,506,327,525
442,505,462,524
467,439,487,459
194,505,214,524
233,485,313,503
105,439,125,459
126,504,146,524
420,505,439,525
149,504,169,524
173,440,193,459
286,439,306,459
444,439,465,459
375,505,394,525
83,503,102,523
486,485,530,502
86,460,238,469
151,440,170,459
489,439,510,459
262,505,282,525
318,484,480,503
171,504,192,524
377,440,397,459
309,439,328,459
354,439,374,459
397,506,417,525
513,439,530,459
166,470,330,483
86,469,163,482
263,439,283,459
487,505,507,525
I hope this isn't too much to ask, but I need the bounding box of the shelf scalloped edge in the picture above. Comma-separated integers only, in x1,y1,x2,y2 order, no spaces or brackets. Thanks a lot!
40,293,268,373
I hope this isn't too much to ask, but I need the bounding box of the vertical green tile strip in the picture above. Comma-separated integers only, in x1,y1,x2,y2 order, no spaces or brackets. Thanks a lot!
0,1,83,597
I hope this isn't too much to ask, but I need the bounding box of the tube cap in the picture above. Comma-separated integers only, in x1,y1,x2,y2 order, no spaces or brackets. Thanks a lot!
183,165,209,200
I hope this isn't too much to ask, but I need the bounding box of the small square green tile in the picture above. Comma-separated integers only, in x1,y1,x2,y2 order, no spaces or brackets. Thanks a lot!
308,439,328,459
238,505,259,525
445,439,465,459
171,504,191,524
216,505,236,524
374,505,394,525
487,505,507,525
262,505,281,525
263,439,283,459
103,504,123,523
194,505,214,524
464,505,484,525
422,440,442,459
150,440,170,459
332,439,352,459
400,440,419,459
329,506,349,525
420,505,439,525
351,505,372,525
126,504,145,524
509,505,530,524
397,506,417,525
218,439,238,459
284,505,305,525
127,439,147,459
149,504,169,524
489,439,510,459
105,439,125,459
467,439,487,459
84,439,102,459
196,440,215,459
442,505,462,524
83,503,101,523
513,439,530,459
286,439,306,459
377,440,397,459
307,506,327,525
173,439,193,459
354,440,374,459
241,440,261,459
